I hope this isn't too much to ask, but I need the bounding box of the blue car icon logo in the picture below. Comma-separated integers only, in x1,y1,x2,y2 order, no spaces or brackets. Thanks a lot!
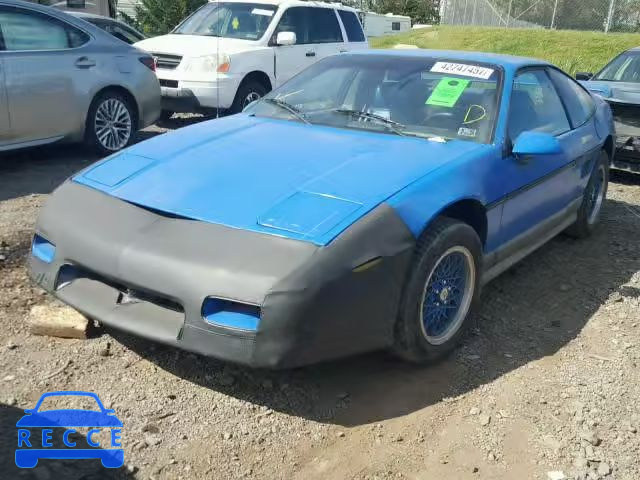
16,391,124,469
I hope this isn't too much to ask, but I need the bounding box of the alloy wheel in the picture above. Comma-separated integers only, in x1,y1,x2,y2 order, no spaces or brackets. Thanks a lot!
94,98,132,151
419,246,476,345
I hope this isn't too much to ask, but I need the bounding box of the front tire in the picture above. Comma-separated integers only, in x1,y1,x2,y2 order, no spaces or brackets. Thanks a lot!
230,80,267,114
86,91,136,156
566,150,609,238
394,217,482,363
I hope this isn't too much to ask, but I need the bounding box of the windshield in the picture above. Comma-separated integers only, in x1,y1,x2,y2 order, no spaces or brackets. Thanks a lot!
246,55,502,143
173,2,277,40
595,51,640,82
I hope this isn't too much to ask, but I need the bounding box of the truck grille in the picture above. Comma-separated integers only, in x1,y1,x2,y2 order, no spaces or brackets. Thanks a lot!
153,53,183,70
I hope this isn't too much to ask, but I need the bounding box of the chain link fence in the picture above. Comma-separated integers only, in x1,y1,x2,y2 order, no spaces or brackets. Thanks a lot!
440,0,640,32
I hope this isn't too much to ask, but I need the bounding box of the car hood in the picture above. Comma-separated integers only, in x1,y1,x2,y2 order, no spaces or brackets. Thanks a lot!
16,410,123,428
74,115,487,245
580,80,640,104
134,34,264,57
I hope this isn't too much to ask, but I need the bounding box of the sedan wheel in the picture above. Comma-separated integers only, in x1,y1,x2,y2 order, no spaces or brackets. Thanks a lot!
86,91,136,155
94,98,132,152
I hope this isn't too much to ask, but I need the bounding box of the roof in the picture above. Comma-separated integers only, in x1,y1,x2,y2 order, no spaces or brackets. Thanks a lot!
67,11,106,20
352,49,551,71
206,0,358,11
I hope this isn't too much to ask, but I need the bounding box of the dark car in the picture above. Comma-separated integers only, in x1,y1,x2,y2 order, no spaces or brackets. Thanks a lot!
577,48,640,173
69,11,145,44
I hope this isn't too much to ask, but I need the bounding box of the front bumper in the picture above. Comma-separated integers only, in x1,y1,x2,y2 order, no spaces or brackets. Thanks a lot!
157,71,241,112
30,182,414,368
609,102,640,173
614,135,640,173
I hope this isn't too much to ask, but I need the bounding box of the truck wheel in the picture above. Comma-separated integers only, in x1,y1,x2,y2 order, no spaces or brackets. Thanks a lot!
230,81,267,114
394,217,482,364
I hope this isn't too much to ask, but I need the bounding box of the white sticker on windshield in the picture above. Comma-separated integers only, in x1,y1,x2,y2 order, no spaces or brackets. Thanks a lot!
431,62,495,80
252,8,274,16
458,127,477,138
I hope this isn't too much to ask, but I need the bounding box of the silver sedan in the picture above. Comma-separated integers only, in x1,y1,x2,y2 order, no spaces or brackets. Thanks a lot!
0,0,160,154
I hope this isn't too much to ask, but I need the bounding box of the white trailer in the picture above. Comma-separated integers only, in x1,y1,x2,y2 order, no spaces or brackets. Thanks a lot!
26,0,117,18
359,11,411,37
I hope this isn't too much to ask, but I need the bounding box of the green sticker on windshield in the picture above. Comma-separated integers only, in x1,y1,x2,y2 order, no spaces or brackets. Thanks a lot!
232,17,240,29
426,77,470,108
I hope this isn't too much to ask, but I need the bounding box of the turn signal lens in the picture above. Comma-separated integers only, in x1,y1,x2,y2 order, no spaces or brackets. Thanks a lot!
217,61,230,73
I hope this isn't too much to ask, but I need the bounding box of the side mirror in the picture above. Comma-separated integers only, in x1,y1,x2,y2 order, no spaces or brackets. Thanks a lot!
512,131,563,157
575,72,594,81
276,31,296,46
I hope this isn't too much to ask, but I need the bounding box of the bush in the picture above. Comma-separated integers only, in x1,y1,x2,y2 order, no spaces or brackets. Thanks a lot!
123,0,206,37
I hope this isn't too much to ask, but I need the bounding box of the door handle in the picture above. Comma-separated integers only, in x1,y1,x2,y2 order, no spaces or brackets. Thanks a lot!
305,51,316,57
75,57,96,69
339,49,348,53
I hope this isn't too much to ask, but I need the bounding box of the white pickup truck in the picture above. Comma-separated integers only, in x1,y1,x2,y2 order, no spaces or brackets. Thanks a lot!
135,0,368,117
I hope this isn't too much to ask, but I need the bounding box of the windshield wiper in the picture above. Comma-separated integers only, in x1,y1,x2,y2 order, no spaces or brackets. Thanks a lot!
263,98,310,124
332,109,406,136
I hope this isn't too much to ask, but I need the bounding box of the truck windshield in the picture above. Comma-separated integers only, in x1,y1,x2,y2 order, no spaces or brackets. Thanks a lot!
247,55,502,144
173,2,277,40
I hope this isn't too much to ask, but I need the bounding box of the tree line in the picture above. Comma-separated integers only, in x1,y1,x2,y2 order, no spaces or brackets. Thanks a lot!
121,0,439,37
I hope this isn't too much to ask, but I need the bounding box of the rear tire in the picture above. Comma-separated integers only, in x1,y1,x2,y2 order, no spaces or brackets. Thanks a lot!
230,80,268,114
393,217,482,364
85,90,136,156
566,150,609,238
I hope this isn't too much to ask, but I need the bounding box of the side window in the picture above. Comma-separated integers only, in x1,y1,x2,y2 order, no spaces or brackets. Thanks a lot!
547,68,595,128
307,8,343,44
274,6,308,44
509,69,571,140
338,10,365,42
392,22,401,31
103,22,140,44
0,7,89,51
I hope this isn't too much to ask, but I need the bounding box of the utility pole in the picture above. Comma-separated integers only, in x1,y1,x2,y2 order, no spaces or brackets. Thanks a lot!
605,0,615,33
551,0,559,29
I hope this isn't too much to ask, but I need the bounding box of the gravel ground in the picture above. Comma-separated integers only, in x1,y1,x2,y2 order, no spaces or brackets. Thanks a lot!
1,121,639,480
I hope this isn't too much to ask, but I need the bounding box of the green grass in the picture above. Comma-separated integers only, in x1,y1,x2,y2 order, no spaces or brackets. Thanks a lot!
370,26,640,75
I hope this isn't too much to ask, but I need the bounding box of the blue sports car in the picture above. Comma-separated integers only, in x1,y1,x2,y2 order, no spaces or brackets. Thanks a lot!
30,50,614,368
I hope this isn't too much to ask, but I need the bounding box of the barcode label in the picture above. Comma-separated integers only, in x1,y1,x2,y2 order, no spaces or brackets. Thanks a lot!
431,62,495,80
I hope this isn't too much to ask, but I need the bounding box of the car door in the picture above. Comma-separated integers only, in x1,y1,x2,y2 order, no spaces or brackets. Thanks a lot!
0,5,90,145
306,7,345,60
272,6,313,88
546,67,602,196
0,43,9,145
337,9,368,51
499,68,580,251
